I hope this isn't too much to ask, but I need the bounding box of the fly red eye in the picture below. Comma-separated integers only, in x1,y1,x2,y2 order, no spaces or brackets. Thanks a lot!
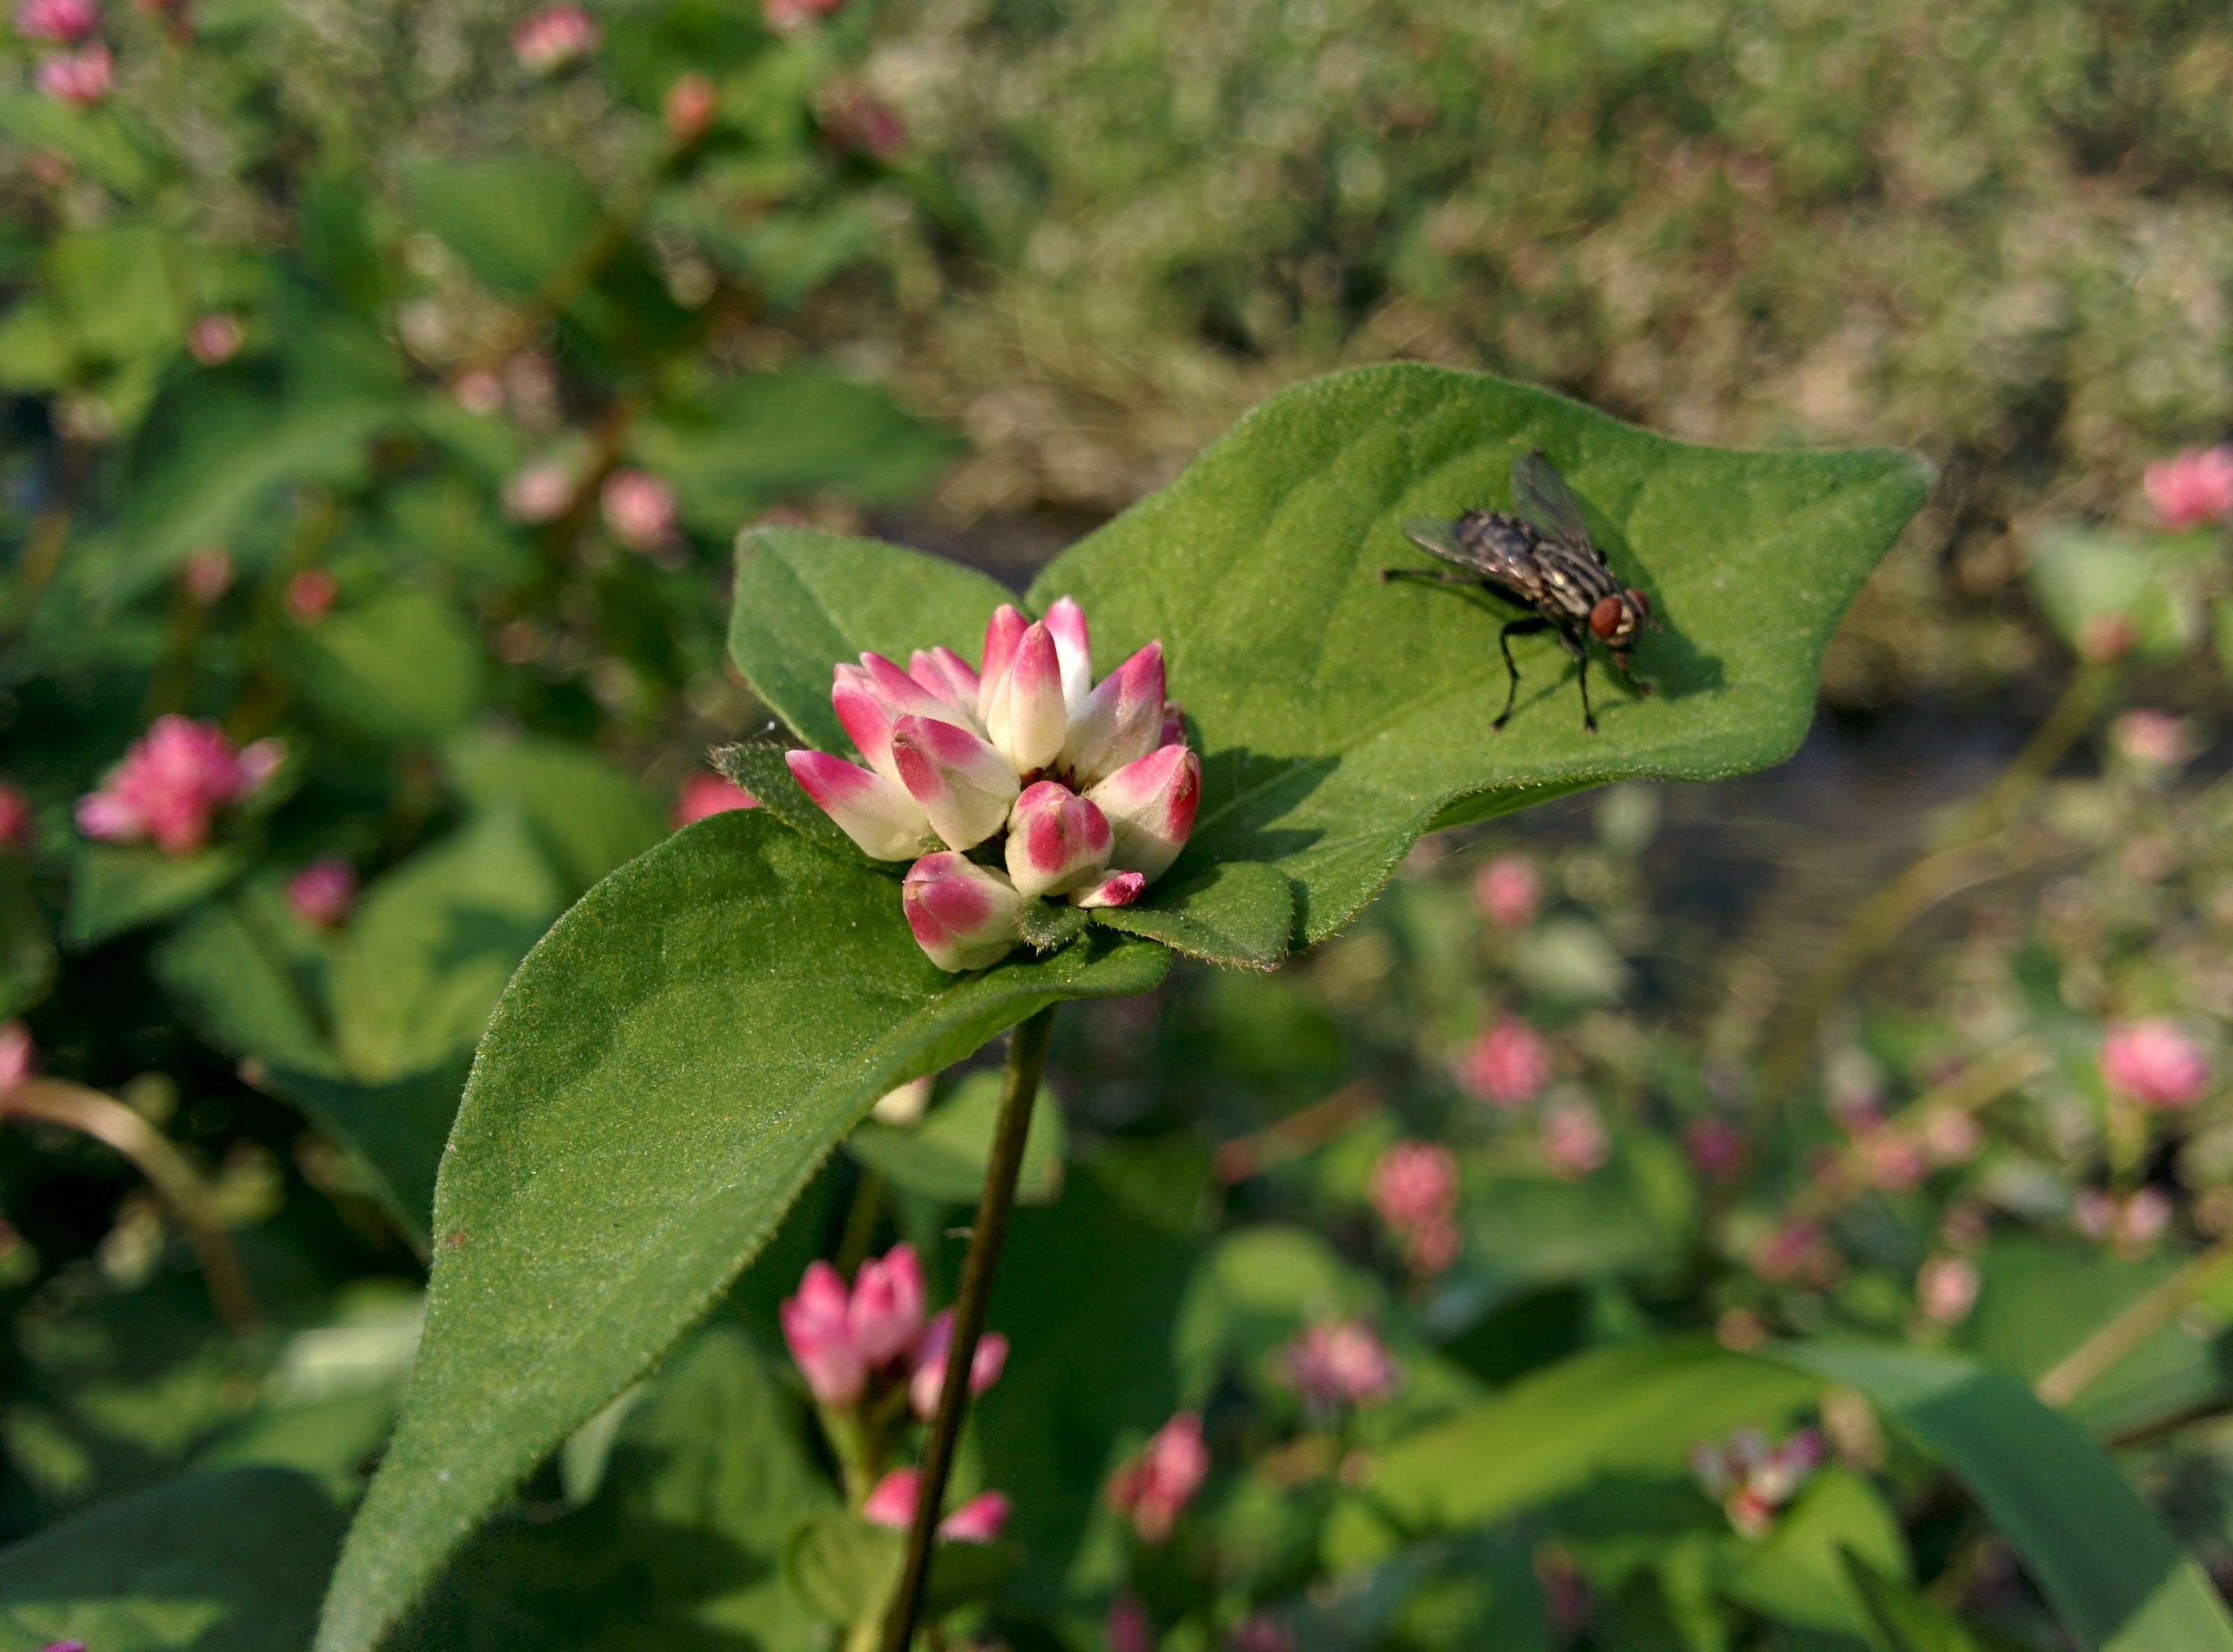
1589,595,1625,639
1627,587,1651,617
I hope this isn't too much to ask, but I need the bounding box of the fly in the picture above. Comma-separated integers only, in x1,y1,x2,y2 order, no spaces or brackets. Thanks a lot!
1381,449,1657,735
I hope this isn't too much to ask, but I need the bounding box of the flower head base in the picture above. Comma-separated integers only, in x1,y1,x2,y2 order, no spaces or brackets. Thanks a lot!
789,599,1197,970
76,716,280,856
1107,1411,1208,1542
1690,1428,1821,1539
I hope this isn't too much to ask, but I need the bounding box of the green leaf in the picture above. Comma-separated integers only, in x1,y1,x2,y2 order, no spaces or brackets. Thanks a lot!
784,1511,1015,1628
1026,363,1931,945
65,846,241,945
263,1060,470,1253
632,370,962,536
1371,1339,1819,1532
0,858,56,1019
1774,1343,2233,1652
2025,526,2200,662
1842,1550,1994,1652
1090,856,1293,969
712,740,860,859
0,1466,343,1652
728,526,1017,754
442,731,667,895
285,587,485,746
315,810,1168,1652
1723,1467,1909,1640
1449,1136,1698,1315
399,157,600,298
847,1067,1066,1207
1017,896,1088,952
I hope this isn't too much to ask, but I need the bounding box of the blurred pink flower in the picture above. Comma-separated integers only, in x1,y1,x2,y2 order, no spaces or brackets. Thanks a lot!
37,40,111,105
2112,709,2195,770
75,716,280,856
1106,1594,1156,1652
664,71,717,141
1472,852,1541,928
2075,613,2137,663
1691,1427,1821,1539
511,2,597,72
503,460,575,523
285,568,337,622
1916,1254,1979,1326
1107,1412,1207,1542
2144,445,2233,530
0,1021,32,1091
452,368,504,416
1406,1215,1460,1274
1858,1128,1927,1194
906,1307,1008,1419
1370,1139,1457,1232
819,85,906,160
600,468,676,550
672,772,759,829
182,546,232,604
1229,1616,1292,1652
763,0,844,27
2101,1019,2210,1109
1683,1116,1747,1183
1751,1219,1823,1284
1458,1017,1551,1107
848,1240,925,1365
187,313,241,366
1921,1104,1982,1166
287,857,357,928
2075,1186,2175,1257
15,0,97,40
861,1468,1010,1542
1540,1099,1609,1178
779,1259,864,1406
0,783,33,853
1280,1319,1398,1415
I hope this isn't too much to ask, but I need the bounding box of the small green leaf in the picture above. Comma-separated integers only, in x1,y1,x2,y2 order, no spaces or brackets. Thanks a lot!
66,844,241,945
0,1466,343,1652
848,1067,1066,1207
1842,1549,1995,1652
2025,526,2200,662
0,858,56,1019
784,1511,1015,1628
1724,1467,1909,1639
1029,363,1931,946
315,810,1168,1652
1090,856,1292,969
263,1060,471,1252
1017,897,1088,952
728,527,1015,753
1774,1343,2233,1652
442,730,667,895
285,587,484,746
712,741,862,859
399,156,600,298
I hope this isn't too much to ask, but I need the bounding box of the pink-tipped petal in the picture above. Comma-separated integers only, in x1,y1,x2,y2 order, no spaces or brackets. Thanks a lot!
1059,640,1165,786
780,1260,866,1406
1085,744,1200,883
862,1468,919,1529
909,1312,1010,1417
940,1492,1010,1544
909,646,982,714
786,750,931,861
1043,595,1092,710
849,1242,927,1367
902,852,1023,972
1070,870,1146,909
890,714,1021,850
977,604,1029,732
1160,699,1186,749
862,652,973,730
994,623,1069,774
1004,780,1113,898
832,666,901,781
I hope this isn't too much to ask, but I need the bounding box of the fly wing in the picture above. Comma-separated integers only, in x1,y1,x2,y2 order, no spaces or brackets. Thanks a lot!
1403,513,1544,603
1401,516,1491,571
1511,449,1596,555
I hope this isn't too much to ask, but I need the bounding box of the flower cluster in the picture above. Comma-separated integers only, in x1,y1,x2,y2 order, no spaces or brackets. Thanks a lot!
1689,1427,1822,1539
1277,1319,1398,1418
787,598,1201,972
778,1242,1007,1416
1106,1411,1208,1542
76,716,281,856
1369,1141,1460,1275
1458,1016,1551,1106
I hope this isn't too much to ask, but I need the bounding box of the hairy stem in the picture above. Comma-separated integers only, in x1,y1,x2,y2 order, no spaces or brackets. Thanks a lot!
879,1007,1056,1652
3,1078,260,1335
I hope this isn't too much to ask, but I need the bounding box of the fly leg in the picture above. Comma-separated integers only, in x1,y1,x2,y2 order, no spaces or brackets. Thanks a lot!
1553,626,1597,735
1493,616,1551,731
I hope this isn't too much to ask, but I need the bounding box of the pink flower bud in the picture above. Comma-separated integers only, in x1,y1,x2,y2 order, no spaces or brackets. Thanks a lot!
2112,709,2195,770
862,1467,918,1529
1159,700,1186,749
907,646,980,718
0,783,35,853
600,469,676,551
780,1259,865,1406
1916,1254,1979,1326
939,1490,1010,1544
37,40,111,105
75,716,278,857
2075,612,2136,663
849,1242,925,1367
907,1307,1008,1418
2143,444,2233,530
664,71,717,141
836,655,977,782
893,715,1022,852
1684,1117,1747,1183
1858,1127,1926,1193
503,460,574,523
1458,1018,1550,1106
786,751,930,861
286,857,357,927
1750,1220,1822,1284
1072,870,1146,909
286,568,336,622
1084,743,1200,883
1004,779,1112,899
0,1021,32,1092
1406,1215,1460,1275
15,0,98,41
989,622,1067,774
1230,1616,1293,1652
1920,1104,1980,1166
1370,1141,1457,1231
1106,1412,1207,1542
901,851,1022,972
187,313,241,366
2101,1019,2210,1109
1060,641,1165,786
1280,1320,1398,1415
818,85,905,160
182,546,232,605
1107,1596,1156,1652
1472,853,1540,927
511,2,597,73
976,604,1028,728
453,369,504,415
763,0,844,27
672,772,756,828
1042,594,1092,709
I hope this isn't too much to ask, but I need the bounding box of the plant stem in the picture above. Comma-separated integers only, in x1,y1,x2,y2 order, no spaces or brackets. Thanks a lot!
3,1078,260,1335
2036,1233,2233,1409
879,1006,1056,1652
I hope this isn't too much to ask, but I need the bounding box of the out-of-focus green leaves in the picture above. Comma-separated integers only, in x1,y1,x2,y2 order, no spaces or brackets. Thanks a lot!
0,859,57,1018
441,731,666,896
2024,526,2204,662
66,845,243,945
1722,1467,1909,1642
398,158,601,300
1447,1136,1697,1315
285,587,484,746
846,1067,1066,1206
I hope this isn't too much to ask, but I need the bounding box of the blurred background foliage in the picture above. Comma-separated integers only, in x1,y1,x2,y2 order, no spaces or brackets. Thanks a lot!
4,0,2233,1648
